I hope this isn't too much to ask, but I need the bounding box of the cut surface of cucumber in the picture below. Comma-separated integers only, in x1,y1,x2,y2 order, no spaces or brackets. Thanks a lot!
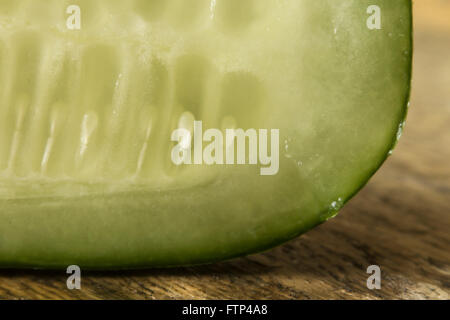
0,0,412,269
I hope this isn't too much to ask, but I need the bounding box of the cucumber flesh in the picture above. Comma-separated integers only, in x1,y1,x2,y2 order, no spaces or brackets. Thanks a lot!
0,0,412,268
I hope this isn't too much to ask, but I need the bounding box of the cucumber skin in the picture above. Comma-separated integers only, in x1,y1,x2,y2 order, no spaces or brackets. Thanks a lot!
0,0,413,269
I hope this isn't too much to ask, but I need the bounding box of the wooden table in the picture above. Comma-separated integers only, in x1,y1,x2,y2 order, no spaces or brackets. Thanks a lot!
0,2,448,300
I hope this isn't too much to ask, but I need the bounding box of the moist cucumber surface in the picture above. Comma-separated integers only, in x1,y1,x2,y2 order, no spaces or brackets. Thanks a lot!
0,0,412,269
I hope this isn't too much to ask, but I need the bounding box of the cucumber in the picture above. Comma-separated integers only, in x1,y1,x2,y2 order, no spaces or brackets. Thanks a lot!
0,0,412,269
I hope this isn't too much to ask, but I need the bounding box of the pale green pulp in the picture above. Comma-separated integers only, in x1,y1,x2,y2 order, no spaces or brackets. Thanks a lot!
0,0,412,268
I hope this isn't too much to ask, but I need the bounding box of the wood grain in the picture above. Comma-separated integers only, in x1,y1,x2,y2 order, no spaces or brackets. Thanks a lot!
0,2,449,300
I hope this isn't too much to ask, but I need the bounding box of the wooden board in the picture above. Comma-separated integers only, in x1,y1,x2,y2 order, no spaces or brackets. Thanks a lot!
0,2,449,300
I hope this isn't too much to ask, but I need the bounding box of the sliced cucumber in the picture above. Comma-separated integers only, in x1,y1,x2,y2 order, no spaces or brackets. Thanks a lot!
0,0,412,269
